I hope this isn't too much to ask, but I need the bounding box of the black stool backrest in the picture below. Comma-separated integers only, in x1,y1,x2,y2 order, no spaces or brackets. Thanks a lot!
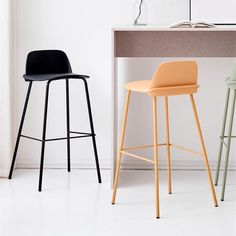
25,50,72,75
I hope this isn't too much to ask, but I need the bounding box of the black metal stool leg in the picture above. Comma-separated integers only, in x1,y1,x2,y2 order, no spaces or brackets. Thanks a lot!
38,81,50,192
83,79,102,183
66,79,71,172
9,81,33,179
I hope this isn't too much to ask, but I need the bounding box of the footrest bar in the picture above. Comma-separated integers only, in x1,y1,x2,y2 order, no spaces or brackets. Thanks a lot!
70,131,95,136
120,150,155,164
122,143,166,151
21,134,92,142
20,135,42,142
221,135,236,138
46,134,92,142
171,143,203,156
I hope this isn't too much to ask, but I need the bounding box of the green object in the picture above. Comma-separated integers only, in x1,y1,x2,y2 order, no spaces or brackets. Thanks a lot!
215,65,236,201
226,64,236,89
215,88,230,186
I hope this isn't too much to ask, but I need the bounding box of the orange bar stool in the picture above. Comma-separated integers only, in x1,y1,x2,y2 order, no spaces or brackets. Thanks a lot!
111,61,218,219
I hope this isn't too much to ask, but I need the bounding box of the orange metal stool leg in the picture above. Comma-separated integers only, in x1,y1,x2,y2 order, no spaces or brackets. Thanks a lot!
112,90,131,204
153,97,160,218
189,94,218,207
164,96,172,194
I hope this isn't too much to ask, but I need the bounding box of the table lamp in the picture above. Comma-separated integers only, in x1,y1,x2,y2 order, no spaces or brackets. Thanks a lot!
133,0,147,26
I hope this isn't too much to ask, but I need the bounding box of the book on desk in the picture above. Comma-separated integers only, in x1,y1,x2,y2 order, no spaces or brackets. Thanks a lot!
170,21,215,28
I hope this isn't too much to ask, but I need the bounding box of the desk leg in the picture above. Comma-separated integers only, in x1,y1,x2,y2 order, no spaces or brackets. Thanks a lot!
111,30,117,187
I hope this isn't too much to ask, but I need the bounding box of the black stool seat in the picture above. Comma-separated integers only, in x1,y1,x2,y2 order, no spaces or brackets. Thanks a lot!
24,73,89,81
8,50,102,191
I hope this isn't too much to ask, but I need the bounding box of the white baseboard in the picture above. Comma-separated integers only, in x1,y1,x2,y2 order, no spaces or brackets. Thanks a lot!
15,157,236,170
0,168,10,177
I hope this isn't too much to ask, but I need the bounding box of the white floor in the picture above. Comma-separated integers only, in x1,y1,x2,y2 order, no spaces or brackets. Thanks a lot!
0,169,235,236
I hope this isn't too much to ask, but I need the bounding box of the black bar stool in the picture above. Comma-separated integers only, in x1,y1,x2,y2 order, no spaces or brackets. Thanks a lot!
8,50,102,191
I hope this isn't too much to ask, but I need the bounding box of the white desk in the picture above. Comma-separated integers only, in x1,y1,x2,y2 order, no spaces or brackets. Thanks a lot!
111,27,236,183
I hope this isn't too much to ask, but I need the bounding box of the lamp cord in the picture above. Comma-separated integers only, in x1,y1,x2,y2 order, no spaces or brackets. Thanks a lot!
134,0,144,25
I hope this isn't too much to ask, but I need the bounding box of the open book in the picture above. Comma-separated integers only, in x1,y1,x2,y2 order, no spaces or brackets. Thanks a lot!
170,21,216,28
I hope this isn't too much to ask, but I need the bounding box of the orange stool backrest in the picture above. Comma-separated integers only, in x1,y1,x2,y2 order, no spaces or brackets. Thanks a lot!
150,61,198,88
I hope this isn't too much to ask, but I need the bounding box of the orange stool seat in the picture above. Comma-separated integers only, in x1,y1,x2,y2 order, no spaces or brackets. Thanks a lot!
124,80,151,92
125,80,199,96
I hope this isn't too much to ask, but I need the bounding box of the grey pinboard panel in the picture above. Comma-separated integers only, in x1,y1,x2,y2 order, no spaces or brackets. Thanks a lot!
115,31,236,57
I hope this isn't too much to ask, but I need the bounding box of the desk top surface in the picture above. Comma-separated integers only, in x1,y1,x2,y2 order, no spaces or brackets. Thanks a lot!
112,26,236,32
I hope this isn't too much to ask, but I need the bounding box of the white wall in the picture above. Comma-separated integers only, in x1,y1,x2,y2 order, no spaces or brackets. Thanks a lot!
12,0,236,170
0,0,12,177
192,0,236,23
